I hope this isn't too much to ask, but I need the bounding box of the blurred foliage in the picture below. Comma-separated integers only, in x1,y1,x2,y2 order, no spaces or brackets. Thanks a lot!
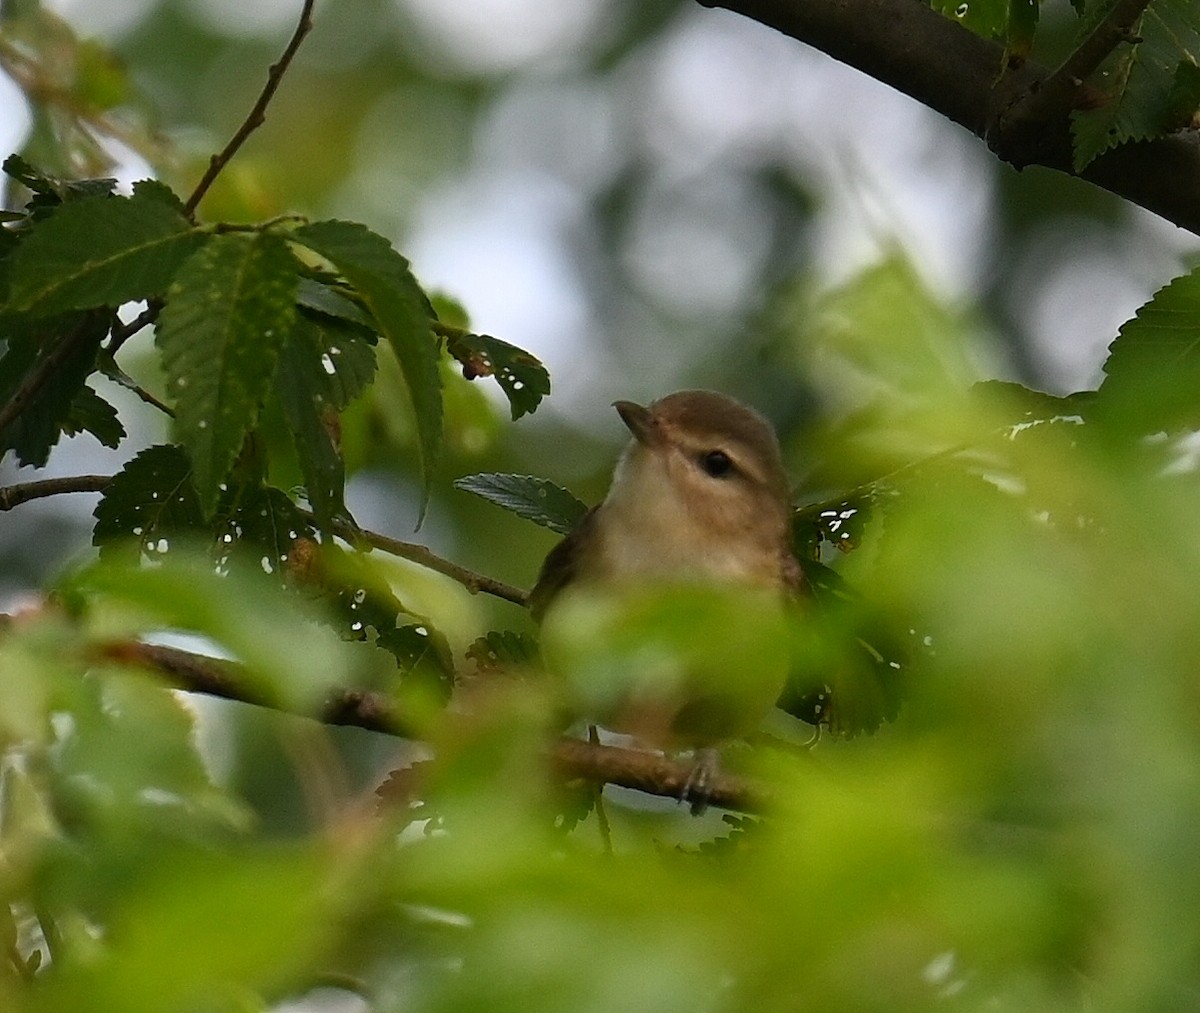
2,1,1200,1011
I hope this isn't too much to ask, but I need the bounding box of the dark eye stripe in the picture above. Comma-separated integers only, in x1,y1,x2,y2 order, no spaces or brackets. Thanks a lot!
700,450,733,477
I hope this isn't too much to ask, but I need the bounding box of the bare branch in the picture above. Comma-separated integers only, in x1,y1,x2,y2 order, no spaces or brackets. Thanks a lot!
98,640,765,813
183,0,316,219
0,475,111,512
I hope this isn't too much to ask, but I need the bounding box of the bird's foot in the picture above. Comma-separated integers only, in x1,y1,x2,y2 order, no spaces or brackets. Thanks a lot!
680,747,720,816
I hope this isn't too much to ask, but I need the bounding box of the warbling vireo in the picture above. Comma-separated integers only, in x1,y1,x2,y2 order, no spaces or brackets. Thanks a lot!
531,390,804,797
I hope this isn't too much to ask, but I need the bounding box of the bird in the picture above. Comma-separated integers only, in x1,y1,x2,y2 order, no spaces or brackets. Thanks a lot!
530,390,804,809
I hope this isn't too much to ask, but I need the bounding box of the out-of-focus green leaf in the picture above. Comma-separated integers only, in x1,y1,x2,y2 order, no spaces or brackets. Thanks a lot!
466,630,541,674
27,842,337,1013
454,472,588,534
445,329,551,419
65,552,353,710
73,38,131,112
292,220,442,512
1006,0,1038,60
156,231,298,515
541,585,790,746
0,313,106,466
2,191,202,314
1096,266,1200,434
1072,5,1200,170
62,384,125,448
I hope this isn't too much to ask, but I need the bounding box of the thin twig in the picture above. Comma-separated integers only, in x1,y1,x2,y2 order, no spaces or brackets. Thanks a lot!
337,520,530,607
0,473,530,606
96,640,765,813
107,302,161,355
0,475,111,512
182,0,316,219
98,353,175,417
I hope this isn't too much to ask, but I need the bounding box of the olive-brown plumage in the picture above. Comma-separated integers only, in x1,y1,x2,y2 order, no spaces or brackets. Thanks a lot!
532,391,803,764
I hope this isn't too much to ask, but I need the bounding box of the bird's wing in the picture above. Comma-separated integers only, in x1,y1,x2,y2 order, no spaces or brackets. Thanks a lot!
528,506,600,623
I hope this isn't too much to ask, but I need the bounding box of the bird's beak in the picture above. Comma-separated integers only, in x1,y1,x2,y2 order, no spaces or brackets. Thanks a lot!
613,400,659,445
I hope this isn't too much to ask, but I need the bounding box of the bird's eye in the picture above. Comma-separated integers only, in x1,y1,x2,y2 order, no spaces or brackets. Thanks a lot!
700,450,733,478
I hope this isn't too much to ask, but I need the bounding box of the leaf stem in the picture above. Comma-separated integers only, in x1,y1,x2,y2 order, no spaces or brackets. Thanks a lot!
182,0,316,220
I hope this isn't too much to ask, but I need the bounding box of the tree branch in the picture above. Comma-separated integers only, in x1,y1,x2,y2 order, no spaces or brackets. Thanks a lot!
0,474,111,511
97,640,765,813
697,0,1200,236
339,521,529,607
182,0,315,219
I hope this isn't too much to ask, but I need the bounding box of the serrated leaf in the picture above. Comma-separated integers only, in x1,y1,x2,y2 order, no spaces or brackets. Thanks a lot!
3,191,203,315
63,384,125,448
292,221,441,513
93,445,316,581
1096,267,1200,434
466,630,541,674
0,314,106,466
445,329,550,420
131,177,188,214
156,231,298,515
1,154,117,204
1071,5,1200,170
275,318,360,531
453,472,588,534
296,276,375,330
93,445,206,562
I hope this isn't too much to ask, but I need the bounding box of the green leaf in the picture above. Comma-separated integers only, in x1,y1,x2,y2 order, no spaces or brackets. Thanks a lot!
445,329,551,420
292,220,442,512
3,191,203,315
1096,266,1200,434
1071,4,1200,170
0,314,106,466
466,630,541,674
1,153,117,206
930,0,1007,39
156,231,299,515
93,445,206,562
93,445,316,579
63,384,125,448
792,495,873,560
30,842,335,1013
296,276,376,330
131,177,188,215
275,320,352,532
453,472,588,534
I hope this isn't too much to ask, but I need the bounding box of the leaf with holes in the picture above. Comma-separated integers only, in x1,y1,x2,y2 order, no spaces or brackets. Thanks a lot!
465,631,541,675
156,231,298,515
792,496,873,560
1071,5,1200,170
293,221,441,511
453,472,588,534
3,191,203,315
445,330,550,419
93,445,206,562
1097,266,1200,435
274,318,363,532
